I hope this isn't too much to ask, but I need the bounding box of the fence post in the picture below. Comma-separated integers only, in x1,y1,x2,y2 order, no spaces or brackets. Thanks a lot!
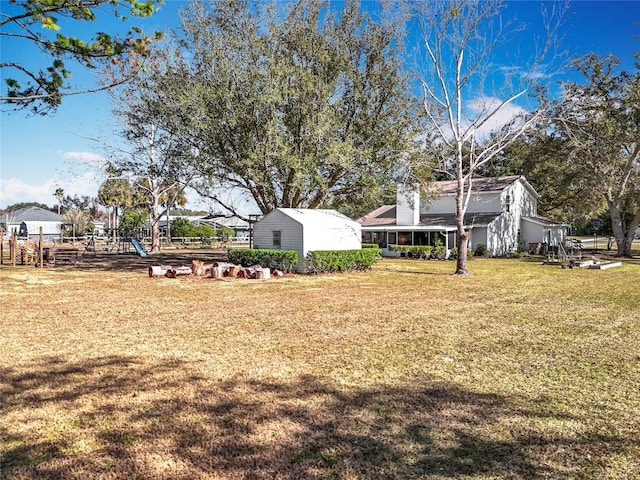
11,231,17,267
40,226,44,269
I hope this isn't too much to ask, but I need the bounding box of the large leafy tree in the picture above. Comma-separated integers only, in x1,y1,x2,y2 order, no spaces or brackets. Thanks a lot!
407,0,563,274
480,132,605,226
1,0,162,114
166,0,420,218
551,54,640,257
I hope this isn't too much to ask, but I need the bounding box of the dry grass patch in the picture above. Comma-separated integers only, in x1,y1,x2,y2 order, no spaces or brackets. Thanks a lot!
1,257,639,479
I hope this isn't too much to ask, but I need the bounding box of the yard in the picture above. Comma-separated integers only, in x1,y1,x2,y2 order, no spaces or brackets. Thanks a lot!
1,254,639,479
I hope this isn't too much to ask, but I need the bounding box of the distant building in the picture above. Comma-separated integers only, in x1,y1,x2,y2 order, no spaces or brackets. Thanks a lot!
1,206,63,240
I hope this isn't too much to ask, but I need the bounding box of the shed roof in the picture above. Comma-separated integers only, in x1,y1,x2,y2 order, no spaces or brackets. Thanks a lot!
274,208,359,227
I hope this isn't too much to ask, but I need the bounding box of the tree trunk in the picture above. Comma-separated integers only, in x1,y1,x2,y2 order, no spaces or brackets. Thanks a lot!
454,176,470,275
150,197,161,254
610,201,638,257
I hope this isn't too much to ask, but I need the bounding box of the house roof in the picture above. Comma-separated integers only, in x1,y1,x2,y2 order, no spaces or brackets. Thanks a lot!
357,205,396,226
205,215,250,229
434,175,539,198
4,206,63,223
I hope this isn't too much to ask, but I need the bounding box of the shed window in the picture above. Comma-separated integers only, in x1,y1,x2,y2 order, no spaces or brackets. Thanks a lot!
272,230,282,249
505,194,511,213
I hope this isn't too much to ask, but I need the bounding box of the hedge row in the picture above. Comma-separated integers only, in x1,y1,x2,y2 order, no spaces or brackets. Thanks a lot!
306,248,382,273
227,248,298,272
389,244,447,259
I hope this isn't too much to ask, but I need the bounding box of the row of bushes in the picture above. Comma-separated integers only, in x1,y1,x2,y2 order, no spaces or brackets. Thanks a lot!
306,248,382,273
389,244,447,259
388,243,491,259
227,248,298,272
227,246,383,273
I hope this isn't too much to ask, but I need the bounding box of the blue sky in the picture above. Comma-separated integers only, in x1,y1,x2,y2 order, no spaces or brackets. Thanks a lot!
1,0,638,211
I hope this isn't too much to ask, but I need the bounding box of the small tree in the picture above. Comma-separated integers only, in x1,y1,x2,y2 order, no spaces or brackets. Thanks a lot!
169,217,195,238
119,209,146,238
54,188,64,214
63,209,93,238
107,45,196,253
98,176,134,239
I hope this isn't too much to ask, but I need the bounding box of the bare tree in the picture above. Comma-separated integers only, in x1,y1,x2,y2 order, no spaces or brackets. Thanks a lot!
407,0,564,274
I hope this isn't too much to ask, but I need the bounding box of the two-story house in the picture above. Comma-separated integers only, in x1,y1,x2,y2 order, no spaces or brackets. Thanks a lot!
358,175,568,257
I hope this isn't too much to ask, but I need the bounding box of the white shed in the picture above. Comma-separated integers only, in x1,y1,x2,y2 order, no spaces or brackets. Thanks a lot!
253,208,362,272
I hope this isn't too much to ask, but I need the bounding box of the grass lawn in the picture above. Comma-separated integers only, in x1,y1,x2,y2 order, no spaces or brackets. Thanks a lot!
1,255,638,479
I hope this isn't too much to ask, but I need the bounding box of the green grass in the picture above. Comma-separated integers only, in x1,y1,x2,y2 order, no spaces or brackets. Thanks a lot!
1,256,638,479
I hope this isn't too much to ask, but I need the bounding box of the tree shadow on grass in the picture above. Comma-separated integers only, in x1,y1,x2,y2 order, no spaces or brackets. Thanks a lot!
1,356,636,479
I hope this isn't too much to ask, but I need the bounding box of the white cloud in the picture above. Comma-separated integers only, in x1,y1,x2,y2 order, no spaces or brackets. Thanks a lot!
465,96,527,139
0,173,102,209
428,95,529,144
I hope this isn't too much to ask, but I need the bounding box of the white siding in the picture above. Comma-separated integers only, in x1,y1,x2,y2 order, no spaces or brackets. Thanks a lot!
521,219,540,246
253,211,304,265
422,191,502,214
397,188,420,225
521,219,567,247
254,209,361,272
469,227,488,252
422,196,455,214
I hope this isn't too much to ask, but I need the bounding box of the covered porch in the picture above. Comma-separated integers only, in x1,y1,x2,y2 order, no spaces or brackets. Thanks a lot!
361,226,457,258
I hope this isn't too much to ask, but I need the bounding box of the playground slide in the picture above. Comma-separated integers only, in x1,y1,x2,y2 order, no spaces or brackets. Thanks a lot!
130,238,148,257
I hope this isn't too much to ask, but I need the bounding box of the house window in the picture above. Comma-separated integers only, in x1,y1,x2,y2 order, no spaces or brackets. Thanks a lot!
398,232,412,245
505,194,511,213
272,230,281,249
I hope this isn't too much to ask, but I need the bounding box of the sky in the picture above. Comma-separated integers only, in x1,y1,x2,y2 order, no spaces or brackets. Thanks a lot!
1,0,638,212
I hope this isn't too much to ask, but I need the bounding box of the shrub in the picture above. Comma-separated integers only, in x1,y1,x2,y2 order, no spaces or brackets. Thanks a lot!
193,224,215,238
432,245,446,259
361,243,380,249
473,243,489,257
227,248,298,272
389,244,435,259
450,248,474,259
170,217,195,238
306,248,381,273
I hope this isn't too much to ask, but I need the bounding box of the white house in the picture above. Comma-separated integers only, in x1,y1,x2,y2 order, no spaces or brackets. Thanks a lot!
1,206,63,240
253,208,362,272
358,175,569,257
